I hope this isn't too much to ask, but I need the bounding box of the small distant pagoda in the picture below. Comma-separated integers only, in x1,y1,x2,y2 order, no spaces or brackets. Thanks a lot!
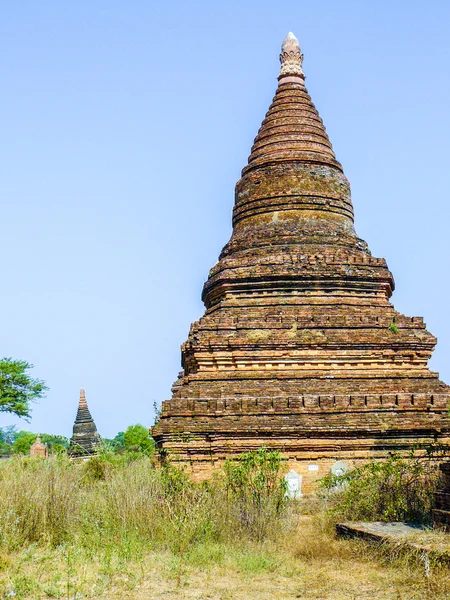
69,388,101,457
153,33,450,489
30,437,48,458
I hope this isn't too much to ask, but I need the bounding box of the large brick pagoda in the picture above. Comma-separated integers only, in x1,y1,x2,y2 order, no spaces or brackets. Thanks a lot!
153,33,450,488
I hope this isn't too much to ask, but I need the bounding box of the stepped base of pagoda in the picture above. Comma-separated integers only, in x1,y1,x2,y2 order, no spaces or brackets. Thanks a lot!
153,391,450,493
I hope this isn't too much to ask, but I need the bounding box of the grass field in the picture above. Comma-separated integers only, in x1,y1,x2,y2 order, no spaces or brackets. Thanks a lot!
3,520,450,599
0,454,449,599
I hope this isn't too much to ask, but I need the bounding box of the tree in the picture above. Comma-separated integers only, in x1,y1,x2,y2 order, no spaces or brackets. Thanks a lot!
123,424,154,454
40,433,69,454
100,432,125,453
0,358,47,419
0,425,17,445
12,431,37,454
0,425,18,456
113,431,125,447
10,431,69,455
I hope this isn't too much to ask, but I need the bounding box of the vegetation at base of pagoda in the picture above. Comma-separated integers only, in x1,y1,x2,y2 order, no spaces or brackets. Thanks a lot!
0,449,450,599
224,448,287,540
0,358,47,418
319,445,450,523
0,449,287,551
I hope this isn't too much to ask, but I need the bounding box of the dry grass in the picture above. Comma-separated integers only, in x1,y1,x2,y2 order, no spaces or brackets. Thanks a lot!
1,519,450,599
0,455,449,599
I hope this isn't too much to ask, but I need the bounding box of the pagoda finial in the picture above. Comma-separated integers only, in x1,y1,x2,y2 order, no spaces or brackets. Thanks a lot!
279,32,304,80
79,388,87,407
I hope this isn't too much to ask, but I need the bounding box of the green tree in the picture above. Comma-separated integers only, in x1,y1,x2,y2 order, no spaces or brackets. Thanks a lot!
0,425,17,445
123,424,154,454
100,432,125,453
10,431,69,455
12,431,37,454
0,358,47,419
0,425,18,456
40,434,69,454
113,431,125,447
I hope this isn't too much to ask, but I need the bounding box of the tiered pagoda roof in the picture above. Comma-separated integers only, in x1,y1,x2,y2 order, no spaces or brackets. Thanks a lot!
69,388,101,457
152,33,450,488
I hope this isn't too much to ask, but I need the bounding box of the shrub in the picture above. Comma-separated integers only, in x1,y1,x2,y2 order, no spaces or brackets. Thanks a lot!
319,450,443,523
223,447,287,540
388,317,400,334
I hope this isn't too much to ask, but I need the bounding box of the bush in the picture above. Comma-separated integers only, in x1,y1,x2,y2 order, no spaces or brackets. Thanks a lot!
319,450,444,523
223,447,287,540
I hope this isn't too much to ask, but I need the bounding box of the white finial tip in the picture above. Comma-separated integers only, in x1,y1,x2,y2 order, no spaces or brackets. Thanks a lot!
285,32,298,42
279,32,304,79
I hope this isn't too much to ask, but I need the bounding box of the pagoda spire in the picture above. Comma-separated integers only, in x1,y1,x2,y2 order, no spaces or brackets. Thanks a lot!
233,31,347,230
69,388,101,457
79,388,87,407
202,32,386,308
75,388,93,421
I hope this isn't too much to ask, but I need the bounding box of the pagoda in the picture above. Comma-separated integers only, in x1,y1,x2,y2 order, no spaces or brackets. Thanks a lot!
69,388,101,456
30,437,48,458
153,33,450,489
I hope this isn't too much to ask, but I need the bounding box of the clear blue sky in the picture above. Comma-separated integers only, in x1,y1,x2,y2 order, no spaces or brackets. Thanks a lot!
1,1,449,438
